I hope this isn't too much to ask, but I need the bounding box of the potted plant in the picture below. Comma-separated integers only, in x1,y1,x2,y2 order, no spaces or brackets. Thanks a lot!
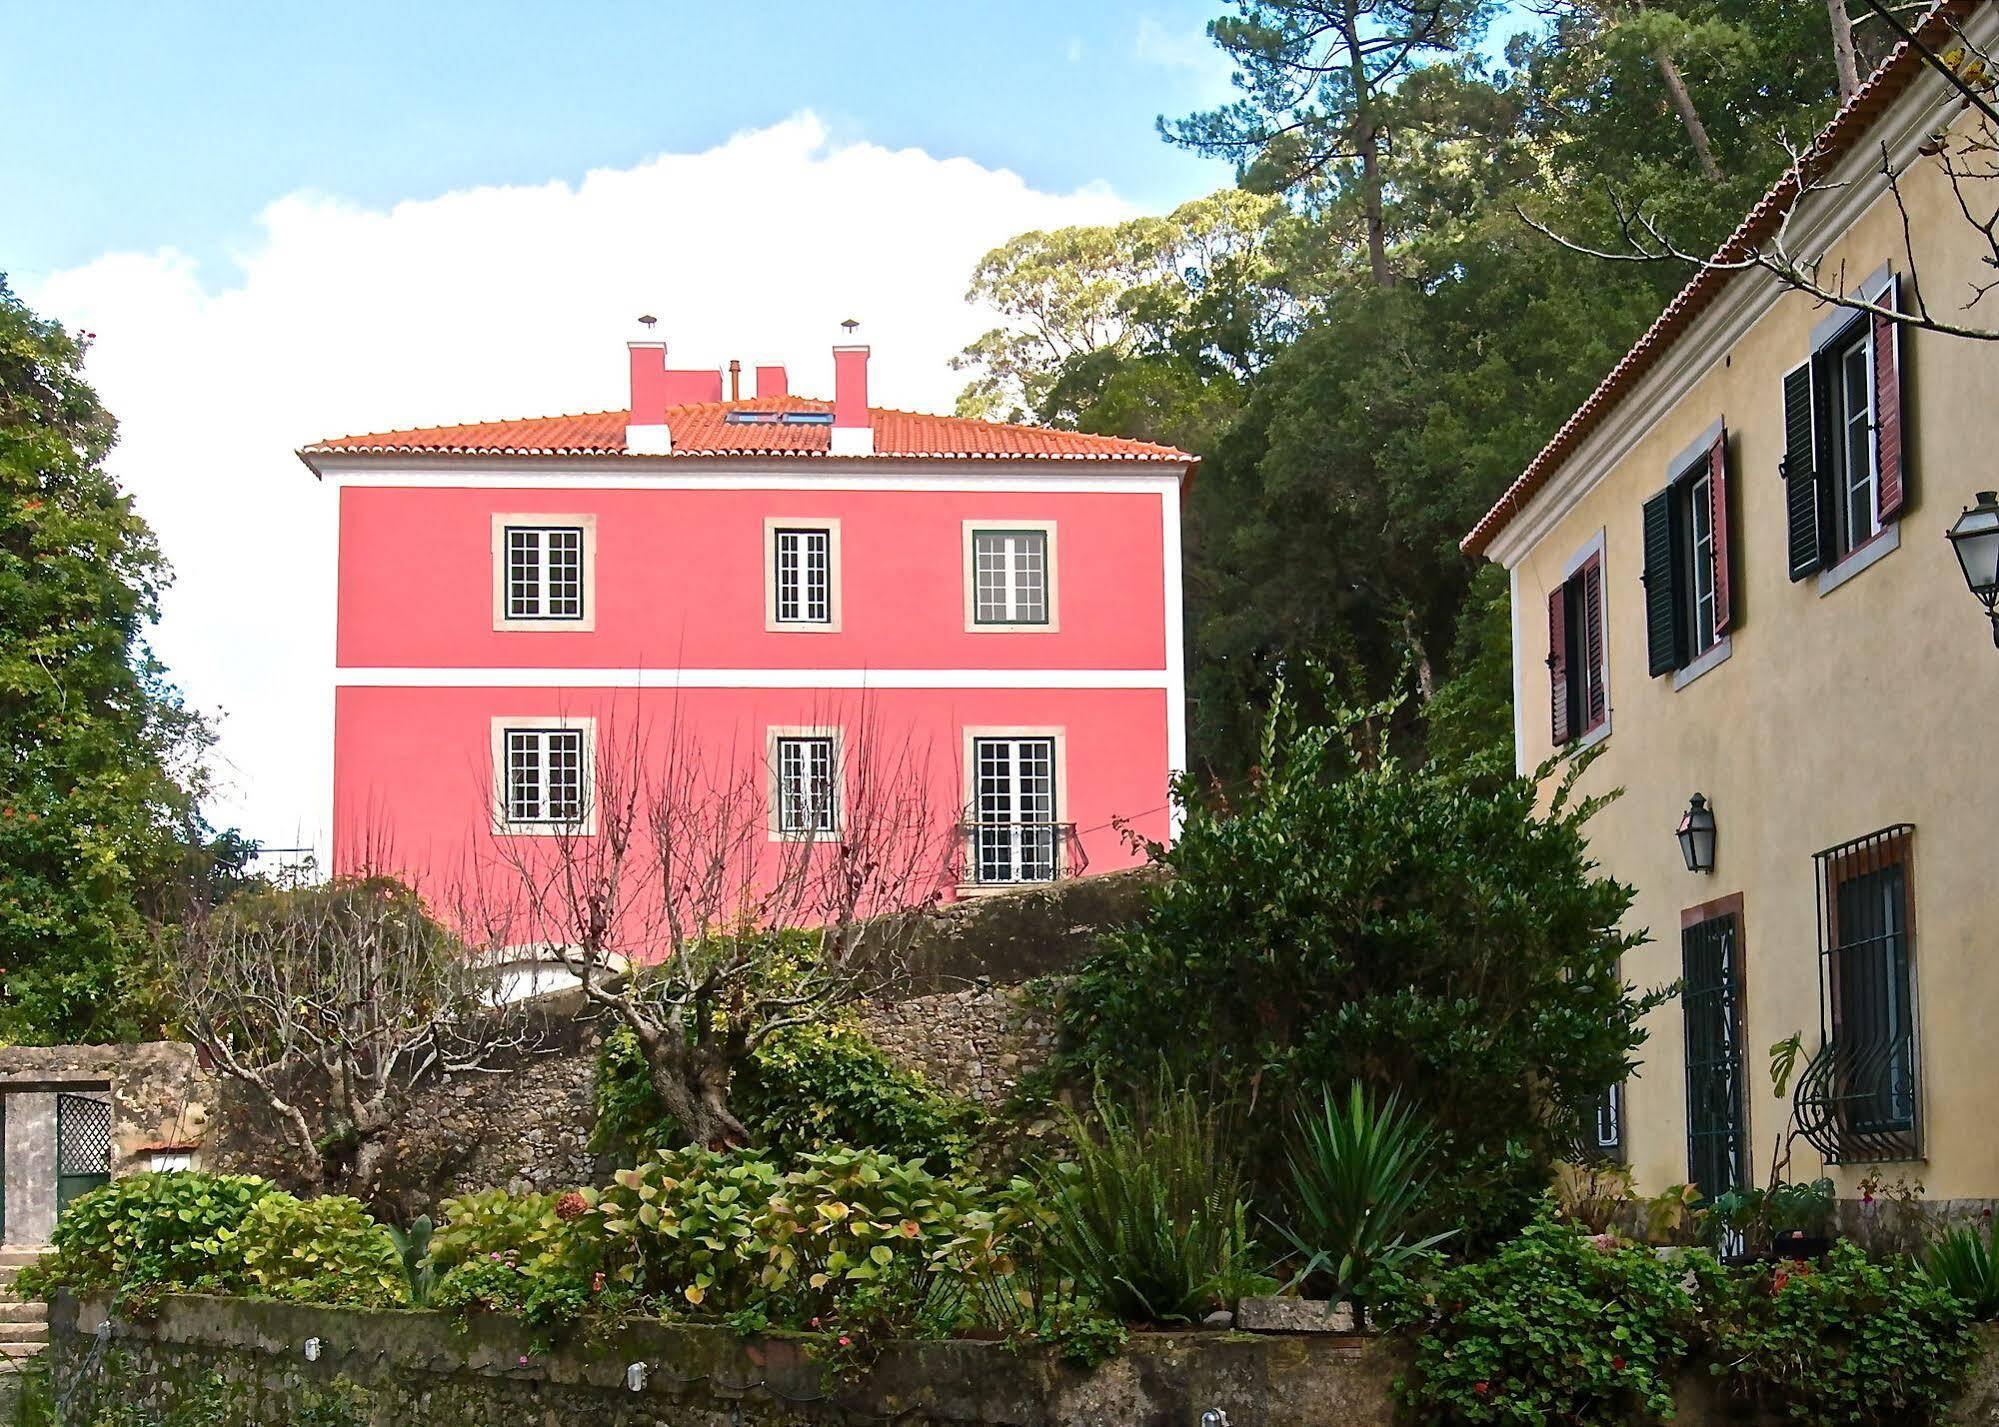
1767,1177,1836,1259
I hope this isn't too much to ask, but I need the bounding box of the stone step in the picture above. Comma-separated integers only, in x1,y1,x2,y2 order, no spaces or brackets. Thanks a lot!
0,1249,44,1268
0,1324,44,1345
0,1302,45,1324
0,1344,46,1362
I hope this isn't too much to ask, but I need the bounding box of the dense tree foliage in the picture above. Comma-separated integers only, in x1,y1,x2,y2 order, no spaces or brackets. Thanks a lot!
0,275,221,1042
1054,693,1662,1242
957,1,1867,779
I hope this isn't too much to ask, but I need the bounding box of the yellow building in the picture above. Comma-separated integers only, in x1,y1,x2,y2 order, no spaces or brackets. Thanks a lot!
1464,1,1999,1211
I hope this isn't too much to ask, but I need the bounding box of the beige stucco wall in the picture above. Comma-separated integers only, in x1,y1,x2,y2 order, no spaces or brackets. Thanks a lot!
1501,98,1999,1201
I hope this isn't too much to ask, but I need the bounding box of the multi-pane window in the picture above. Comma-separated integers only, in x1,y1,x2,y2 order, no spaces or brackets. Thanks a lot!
1781,274,1905,582
1641,428,1730,679
972,530,1050,626
972,736,1058,883
775,735,838,836
1685,468,1717,659
502,727,586,825
505,526,585,621
773,528,832,625
1793,826,1920,1162
1834,328,1879,560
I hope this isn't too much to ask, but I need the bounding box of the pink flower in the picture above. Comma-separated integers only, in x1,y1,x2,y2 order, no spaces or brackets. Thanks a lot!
1474,1381,1490,1397
517,1355,529,1367
838,1336,851,1348
592,1272,606,1293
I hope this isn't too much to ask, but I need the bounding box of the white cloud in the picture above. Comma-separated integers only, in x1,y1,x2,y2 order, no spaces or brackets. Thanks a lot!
26,113,1134,856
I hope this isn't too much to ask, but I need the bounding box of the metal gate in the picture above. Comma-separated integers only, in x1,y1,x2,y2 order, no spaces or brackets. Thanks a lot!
55,1093,112,1215
1682,910,1747,1200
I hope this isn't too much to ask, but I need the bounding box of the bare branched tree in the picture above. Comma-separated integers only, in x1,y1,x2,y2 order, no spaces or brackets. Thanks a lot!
164,869,534,1201
1519,4,1999,342
460,697,954,1149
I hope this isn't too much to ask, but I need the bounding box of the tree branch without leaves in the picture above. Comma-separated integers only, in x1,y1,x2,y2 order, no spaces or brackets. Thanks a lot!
1518,13,1999,343
457,696,954,1151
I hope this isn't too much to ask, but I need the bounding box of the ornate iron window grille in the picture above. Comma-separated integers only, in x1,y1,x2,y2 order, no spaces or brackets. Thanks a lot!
1793,825,1921,1163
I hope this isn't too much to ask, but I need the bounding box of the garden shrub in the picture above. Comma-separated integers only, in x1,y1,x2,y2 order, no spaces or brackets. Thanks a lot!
1384,1204,1701,1425
1053,693,1657,1242
1700,1240,1979,1425
593,1020,982,1174
428,1187,598,1278
215,1194,408,1309
588,1145,973,1324
1923,1217,1999,1319
15,1173,279,1299
1037,1079,1271,1324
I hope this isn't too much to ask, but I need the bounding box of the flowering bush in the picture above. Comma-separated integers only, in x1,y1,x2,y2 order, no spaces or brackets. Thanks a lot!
1700,1241,1978,1425
427,1187,599,1279
1382,1203,1702,1424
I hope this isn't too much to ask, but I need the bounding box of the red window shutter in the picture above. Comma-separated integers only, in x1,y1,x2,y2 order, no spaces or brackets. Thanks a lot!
1582,556,1607,731
1709,426,1732,634
1548,586,1570,746
1875,275,1905,522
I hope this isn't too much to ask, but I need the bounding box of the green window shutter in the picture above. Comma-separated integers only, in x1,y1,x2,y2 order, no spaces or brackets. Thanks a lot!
1783,360,1826,580
1642,488,1682,676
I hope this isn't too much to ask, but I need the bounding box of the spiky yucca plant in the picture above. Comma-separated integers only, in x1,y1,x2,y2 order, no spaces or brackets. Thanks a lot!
1275,1081,1453,1321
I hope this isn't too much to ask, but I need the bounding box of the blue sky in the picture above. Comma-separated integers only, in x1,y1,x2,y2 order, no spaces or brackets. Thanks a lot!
4,1,1541,849
4,1,1260,288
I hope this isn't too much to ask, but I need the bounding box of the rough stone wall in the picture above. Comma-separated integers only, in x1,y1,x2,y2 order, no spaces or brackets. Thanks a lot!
48,1292,1403,1427
0,1042,212,1176
44,1295,1999,1427
854,985,1056,1107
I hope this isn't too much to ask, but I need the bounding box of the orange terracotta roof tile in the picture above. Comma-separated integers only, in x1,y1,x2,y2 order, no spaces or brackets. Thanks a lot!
1461,0,1974,558
300,395,1193,467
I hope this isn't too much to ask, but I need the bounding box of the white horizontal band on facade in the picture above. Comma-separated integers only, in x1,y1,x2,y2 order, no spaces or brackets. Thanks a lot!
334,667,1173,690
325,469,1184,497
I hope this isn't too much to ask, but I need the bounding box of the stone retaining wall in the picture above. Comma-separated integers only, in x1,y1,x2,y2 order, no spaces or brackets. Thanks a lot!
47,1293,1398,1427
42,1294,1999,1427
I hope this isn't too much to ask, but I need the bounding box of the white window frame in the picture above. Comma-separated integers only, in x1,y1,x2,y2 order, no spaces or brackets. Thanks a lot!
1683,466,1718,660
1832,324,1880,560
492,514,597,631
963,520,1059,632
767,726,843,841
490,716,596,835
764,518,842,632
961,726,1067,887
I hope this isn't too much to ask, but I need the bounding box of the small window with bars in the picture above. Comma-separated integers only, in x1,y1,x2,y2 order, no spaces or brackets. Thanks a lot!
503,525,587,621
971,735,1059,884
501,727,588,827
1793,825,1920,1162
774,735,838,836
772,527,833,625
970,528,1051,627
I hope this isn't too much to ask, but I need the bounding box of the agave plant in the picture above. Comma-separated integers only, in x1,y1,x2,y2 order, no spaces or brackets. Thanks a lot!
1923,1218,1999,1319
1274,1081,1454,1320
385,1214,437,1307
1038,1077,1271,1324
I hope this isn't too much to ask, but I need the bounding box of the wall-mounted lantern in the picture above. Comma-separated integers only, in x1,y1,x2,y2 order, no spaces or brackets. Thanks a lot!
1677,793,1717,874
1947,491,1999,647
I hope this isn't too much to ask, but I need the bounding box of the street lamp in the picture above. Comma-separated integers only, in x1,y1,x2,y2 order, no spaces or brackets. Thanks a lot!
1947,491,1999,648
1677,793,1716,874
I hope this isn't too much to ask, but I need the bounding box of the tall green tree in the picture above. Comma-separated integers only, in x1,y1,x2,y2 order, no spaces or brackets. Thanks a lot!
1161,0,1500,285
0,275,214,1042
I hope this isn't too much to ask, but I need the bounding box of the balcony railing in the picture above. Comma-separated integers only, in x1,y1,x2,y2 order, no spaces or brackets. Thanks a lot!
953,820,1085,888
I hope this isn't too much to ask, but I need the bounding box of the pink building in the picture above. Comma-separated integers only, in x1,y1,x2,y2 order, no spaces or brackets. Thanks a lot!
300,335,1190,919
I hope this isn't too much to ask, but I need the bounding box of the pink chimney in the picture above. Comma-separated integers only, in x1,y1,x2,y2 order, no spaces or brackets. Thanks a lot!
755,364,789,399
831,343,872,456
626,330,724,454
